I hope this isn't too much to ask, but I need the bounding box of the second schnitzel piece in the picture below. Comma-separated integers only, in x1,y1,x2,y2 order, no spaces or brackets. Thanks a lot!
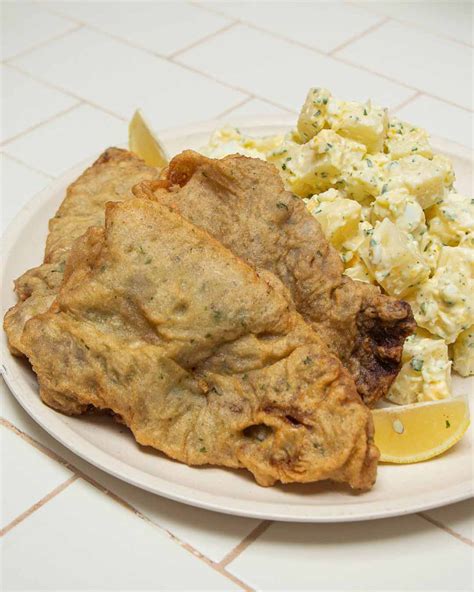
22,198,378,489
135,151,415,406
4,148,158,356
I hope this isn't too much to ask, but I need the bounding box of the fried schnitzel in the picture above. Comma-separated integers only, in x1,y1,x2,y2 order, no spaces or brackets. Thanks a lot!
22,198,378,489
134,151,415,406
4,148,158,355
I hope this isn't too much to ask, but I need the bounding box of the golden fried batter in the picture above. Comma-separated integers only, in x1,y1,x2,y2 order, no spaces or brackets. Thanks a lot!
22,198,378,489
135,151,415,406
4,148,158,355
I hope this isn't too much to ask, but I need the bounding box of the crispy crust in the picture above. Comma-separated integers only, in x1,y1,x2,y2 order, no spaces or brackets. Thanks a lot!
135,150,415,406
3,148,158,356
22,198,378,489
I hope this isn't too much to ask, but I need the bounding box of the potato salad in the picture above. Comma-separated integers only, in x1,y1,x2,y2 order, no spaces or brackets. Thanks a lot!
203,87,474,404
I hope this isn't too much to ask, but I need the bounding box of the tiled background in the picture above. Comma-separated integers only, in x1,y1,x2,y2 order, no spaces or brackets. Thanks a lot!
1,1,473,590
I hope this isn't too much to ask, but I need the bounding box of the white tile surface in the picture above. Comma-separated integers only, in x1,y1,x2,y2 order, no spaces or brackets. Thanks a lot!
228,516,474,591
336,20,473,109
201,0,384,53
1,1,77,60
4,104,125,176
0,380,259,563
176,24,414,110
424,500,474,543
0,65,78,144
1,478,240,591
219,97,293,120
394,94,473,149
355,0,473,46
11,27,246,125
1,154,51,232
43,1,233,57
0,425,72,528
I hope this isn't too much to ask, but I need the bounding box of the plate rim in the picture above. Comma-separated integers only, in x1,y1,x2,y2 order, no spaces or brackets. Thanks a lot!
1,115,473,523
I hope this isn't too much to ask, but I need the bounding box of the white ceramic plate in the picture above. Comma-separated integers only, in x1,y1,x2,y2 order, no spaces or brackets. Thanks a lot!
1,116,473,522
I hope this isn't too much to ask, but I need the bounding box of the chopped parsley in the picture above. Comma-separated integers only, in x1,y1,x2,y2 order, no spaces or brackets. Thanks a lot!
410,358,423,372
445,420,451,429
276,202,289,210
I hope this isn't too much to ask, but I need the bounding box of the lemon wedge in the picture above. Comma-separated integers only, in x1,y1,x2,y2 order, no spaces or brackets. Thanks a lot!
129,109,169,169
372,396,470,463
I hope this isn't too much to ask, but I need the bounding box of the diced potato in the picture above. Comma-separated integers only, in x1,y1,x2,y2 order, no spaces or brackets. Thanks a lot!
426,191,474,246
408,246,474,343
371,187,426,238
343,153,390,202
306,189,362,251
419,232,442,272
387,333,451,404
326,99,388,153
452,326,474,377
343,254,375,284
385,154,454,210
284,130,365,197
385,119,433,160
360,219,430,297
296,87,331,142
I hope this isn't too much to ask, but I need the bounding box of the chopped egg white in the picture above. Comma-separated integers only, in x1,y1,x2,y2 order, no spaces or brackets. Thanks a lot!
371,187,426,238
387,334,452,404
360,219,430,298
408,246,474,343
426,191,474,246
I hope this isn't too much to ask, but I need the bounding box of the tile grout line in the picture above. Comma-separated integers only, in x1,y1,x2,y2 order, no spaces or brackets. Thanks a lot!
390,90,422,114
333,54,473,113
328,16,390,56
188,1,473,114
2,23,83,63
169,21,239,59
0,418,253,591
219,520,272,568
0,475,78,537
1,151,56,179
169,57,294,114
1,102,82,148
343,0,474,49
21,13,292,116
39,2,238,64
3,416,474,566
216,95,255,119
418,512,474,548
19,4,472,118
5,62,128,122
